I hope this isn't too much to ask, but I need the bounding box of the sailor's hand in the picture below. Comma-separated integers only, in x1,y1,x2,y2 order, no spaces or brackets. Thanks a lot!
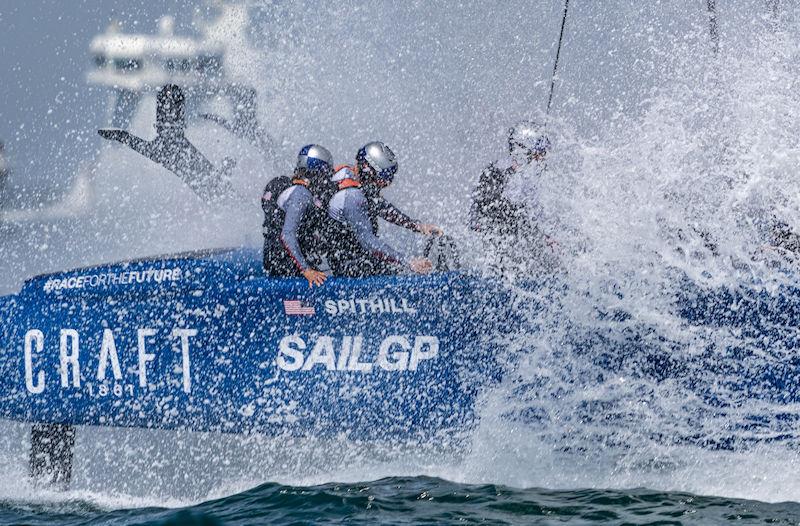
416,223,443,236
302,268,327,287
409,257,433,274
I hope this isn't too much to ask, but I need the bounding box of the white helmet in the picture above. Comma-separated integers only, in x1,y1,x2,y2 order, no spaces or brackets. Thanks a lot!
508,120,550,160
357,141,398,186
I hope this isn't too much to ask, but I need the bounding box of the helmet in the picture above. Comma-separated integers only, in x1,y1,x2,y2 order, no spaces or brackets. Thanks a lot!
297,144,333,174
508,120,550,160
356,141,398,186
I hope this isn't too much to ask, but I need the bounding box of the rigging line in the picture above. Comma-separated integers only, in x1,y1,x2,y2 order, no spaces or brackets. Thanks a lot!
545,0,570,122
707,0,719,55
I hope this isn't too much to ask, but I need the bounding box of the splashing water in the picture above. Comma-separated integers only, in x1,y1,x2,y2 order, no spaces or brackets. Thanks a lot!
2,0,800,509
462,3,800,502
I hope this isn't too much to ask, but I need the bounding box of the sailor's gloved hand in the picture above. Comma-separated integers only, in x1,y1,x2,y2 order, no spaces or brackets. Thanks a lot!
302,268,327,287
409,257,433,274
416,223,443,236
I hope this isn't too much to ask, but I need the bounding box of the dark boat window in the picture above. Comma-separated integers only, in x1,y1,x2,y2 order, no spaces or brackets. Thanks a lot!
114,58,141,71
196,55,222,73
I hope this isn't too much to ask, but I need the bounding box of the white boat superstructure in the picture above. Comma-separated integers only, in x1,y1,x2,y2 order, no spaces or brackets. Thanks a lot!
0,4,263,225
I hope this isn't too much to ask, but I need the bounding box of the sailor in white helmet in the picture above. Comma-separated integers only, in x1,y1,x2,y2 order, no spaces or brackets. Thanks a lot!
470,120,551,237
326,141,439,277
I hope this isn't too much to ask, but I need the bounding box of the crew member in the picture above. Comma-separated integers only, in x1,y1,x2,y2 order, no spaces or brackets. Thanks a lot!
327,141,435,277
470,120,550,237
262,144,336,286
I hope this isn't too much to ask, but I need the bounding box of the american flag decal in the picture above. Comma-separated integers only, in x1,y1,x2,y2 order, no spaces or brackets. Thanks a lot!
283,299,315,316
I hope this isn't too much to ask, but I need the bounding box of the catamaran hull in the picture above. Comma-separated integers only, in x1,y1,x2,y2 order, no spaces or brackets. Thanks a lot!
0,249,512,443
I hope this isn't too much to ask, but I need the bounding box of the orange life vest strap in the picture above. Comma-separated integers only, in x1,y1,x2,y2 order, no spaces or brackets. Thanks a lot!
338,178,361,190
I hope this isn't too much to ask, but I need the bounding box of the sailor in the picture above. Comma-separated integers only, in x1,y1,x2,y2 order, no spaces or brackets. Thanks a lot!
470,120,550,237
262,144,336,286
327,141,435,277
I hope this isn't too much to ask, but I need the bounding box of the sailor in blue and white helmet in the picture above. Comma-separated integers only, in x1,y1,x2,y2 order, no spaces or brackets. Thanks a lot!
261,144,336,287
296,143,334,192
326,141,441,277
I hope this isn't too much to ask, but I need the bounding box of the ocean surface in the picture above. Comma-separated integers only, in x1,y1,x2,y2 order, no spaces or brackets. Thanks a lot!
2,477,800,525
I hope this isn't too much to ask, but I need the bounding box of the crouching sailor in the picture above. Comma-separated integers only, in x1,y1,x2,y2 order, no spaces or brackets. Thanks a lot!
327,141,435,277
262,144,336,287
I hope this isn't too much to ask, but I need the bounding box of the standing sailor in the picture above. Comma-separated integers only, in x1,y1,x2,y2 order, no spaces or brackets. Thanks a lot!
327,141,436,277
262,144,335,287
469,120,559,273
470,120,550,237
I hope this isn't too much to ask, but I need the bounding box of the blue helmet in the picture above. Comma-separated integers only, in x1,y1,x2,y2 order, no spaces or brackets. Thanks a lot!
297,144,333,174
356,141,398,186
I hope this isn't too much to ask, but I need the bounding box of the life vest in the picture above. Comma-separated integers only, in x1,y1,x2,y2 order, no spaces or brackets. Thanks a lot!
261,176,333,267
331,165,386,234
326,170,389,275
261,175,293,238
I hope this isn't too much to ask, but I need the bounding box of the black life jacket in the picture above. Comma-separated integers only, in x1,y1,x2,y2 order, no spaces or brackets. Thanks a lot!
261,176,335,266
261,175,293,239
469,163,524,236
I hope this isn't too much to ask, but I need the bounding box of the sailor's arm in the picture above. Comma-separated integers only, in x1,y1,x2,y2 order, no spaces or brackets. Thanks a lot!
344,193,416,267
374,196,443,236
279,189,313,272
280,189,327,287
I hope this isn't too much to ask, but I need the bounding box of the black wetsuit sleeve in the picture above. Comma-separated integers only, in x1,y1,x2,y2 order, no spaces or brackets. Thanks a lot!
373,196,419,232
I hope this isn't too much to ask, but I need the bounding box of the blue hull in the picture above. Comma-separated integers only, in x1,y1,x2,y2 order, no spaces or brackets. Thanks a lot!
0,249,511,440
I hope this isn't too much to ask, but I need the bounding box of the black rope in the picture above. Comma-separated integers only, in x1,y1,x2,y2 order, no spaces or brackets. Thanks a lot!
707,0,719,55
545,0,570,119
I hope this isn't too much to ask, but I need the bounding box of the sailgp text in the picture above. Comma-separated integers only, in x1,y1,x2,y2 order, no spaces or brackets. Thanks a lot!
276,335,439,372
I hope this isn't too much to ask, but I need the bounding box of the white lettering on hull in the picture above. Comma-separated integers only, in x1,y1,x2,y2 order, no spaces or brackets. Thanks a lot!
22,328,197,395
43,268,183,293
276,335,439,372
324,297,417,316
